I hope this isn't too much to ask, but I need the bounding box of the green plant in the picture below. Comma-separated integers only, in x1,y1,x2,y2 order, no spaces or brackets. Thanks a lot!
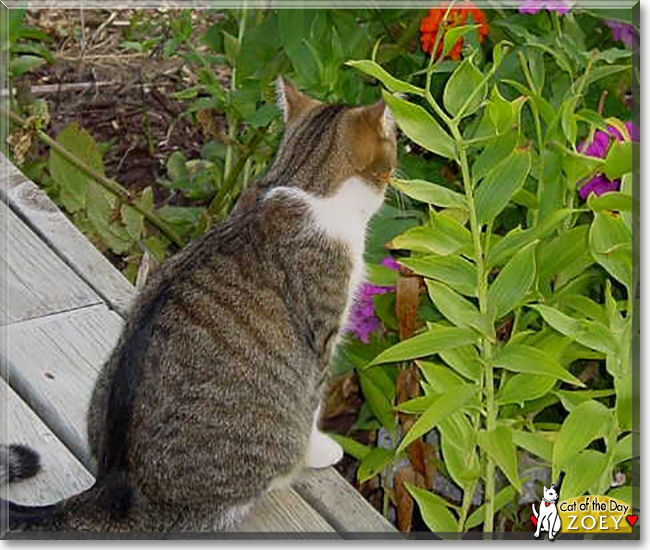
343,6,635,535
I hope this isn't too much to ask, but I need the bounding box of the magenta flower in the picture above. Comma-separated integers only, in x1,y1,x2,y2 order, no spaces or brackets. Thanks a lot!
519,0,572,14
578,122,638,200
606,21,638,49
344,257,400,344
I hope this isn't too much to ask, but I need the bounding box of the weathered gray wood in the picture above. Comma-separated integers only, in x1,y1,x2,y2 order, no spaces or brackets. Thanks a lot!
1,202,102,325
1,153,134,316
295,467,396,533
3,305,121,471
235,489,336,534
2,379,94,506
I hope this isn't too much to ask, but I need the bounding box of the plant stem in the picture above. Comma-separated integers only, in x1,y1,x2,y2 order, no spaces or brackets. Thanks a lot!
224,7,248,181
208,127,265,216
2,106,185,248
451,123,497,535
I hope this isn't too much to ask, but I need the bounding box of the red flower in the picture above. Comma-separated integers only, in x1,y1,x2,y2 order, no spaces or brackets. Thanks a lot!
420,2,489,60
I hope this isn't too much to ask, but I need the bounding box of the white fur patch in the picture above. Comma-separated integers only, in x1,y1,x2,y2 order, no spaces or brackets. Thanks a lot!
266,177,384,323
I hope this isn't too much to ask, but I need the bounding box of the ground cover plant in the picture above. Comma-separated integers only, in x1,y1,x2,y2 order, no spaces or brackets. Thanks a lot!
2,4,638,536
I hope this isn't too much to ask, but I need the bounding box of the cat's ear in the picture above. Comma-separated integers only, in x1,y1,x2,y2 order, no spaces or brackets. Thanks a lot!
551,484,555,489
543,486,548,492
358,98,395,137
277,76,319,124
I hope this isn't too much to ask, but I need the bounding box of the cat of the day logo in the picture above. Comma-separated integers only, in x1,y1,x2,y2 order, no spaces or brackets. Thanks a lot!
532,489,636,539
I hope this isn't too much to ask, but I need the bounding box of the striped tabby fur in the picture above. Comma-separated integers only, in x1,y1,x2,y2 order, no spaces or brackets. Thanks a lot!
2,77,396,532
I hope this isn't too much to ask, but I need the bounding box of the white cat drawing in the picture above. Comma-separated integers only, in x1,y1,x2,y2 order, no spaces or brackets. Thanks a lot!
532,484,562,540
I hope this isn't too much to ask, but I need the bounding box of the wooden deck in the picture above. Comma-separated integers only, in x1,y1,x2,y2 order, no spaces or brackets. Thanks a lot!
0,152,397,537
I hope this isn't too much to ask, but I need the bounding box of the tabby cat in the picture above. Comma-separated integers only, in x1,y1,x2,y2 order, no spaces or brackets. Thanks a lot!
2,76,397,532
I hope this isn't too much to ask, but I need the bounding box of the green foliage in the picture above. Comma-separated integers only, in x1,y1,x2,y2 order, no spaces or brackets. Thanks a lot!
344,4,635,535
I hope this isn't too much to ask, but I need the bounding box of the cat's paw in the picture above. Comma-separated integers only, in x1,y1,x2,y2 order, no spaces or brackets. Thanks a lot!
306,432,344,469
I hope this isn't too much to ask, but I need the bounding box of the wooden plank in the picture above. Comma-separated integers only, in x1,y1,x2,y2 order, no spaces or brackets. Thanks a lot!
235,489,336,534
2,379,94,506
1,153,134,316
3,307,337,532
4,305,121,472
1,201,102,325
295,467,396,533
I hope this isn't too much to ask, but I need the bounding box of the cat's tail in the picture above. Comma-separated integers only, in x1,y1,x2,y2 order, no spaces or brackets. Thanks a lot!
0,444,41,487
1,444,132,532
532,503,538,518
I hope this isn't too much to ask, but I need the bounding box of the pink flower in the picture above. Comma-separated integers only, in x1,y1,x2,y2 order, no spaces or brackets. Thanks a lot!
344,257,400,344
519,0,572,14
578,122,638,200
606,21,637,49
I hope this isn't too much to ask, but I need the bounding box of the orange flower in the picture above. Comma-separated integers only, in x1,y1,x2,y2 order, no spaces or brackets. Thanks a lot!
420,2,489,60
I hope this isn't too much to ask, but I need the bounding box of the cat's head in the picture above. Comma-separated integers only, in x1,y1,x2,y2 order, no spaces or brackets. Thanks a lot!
543,484,559,503
269,76,397,197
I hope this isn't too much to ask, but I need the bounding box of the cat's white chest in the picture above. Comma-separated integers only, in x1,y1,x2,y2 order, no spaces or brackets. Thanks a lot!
268,177,384,319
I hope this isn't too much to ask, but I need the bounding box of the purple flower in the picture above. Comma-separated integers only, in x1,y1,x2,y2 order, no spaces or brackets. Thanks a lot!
344,257,400,344
606,21,637,49
345,284,394,344
578,122,638,200
382,256,401,271
519,0,572,15
579,174,620,200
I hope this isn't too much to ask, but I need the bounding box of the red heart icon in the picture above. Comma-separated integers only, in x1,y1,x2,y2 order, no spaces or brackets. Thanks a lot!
531,515,537,527
545,502,550,507
627,514,638,527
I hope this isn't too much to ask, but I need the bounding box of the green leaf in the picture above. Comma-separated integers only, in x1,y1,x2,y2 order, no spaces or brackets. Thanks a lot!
561,97,578,146
396,385,477,455
472,131,517,182
9,54,45,76
442,25,480,58
487,241,537,319
49,123,105,213
439,345,482,383
399,255,477,297
465,485,517,529
357,448,395,483
613,434,633,465
358,371,396,435
390,178,466,209
555,389,616,412
492,344,585,387
390,213,472,257
512,430,554,462
329,434,371,461
417,361,467,393
497,374,556,406
486,209,575,268
346,59,424,96
443,56,486,118
475,147,532,225
477,426,522,492
369,327,479,367
426,281,492,338
364,263,399,286
487,87,514,134
406,483,459,533
438,412,480,489
121,204,144,240
603,140,633,180
531,304,619,356
382,91,456,159
561,450,609,500
553,400,614,476
587,191,633,212
590,212,633,291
